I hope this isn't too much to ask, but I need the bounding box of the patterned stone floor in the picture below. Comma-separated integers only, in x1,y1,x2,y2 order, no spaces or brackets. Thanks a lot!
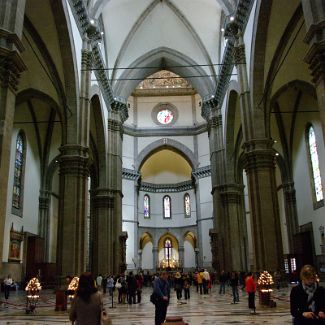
0,285,294,324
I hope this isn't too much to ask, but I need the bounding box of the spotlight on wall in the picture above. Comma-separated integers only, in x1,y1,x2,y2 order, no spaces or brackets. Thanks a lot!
274,140,277,143
221,28,225,32
90,19,95,25
230,16,235,21
101,31,104,35
275,153,279,156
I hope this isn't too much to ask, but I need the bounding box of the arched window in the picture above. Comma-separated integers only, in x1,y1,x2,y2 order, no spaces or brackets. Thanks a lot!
144,194,150,218
307,125,324,205
184,193,191,217
164,238,172,266
163,195,171,219
12,132,26,212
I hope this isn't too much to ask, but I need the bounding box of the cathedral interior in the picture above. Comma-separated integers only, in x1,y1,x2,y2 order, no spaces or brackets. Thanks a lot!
0,0,325,317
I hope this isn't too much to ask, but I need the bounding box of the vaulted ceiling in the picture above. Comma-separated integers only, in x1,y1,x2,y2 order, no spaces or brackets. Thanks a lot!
86,0,237,99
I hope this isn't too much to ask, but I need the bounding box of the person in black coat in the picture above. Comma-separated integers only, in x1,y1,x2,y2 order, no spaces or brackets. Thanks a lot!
290,265,325,324
126,271,137,304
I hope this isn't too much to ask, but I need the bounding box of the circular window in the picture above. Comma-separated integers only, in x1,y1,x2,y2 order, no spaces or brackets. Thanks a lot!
157,109,174,125
152,103,178,126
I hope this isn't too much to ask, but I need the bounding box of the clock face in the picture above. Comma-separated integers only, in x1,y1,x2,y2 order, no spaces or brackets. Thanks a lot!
157,109,174,125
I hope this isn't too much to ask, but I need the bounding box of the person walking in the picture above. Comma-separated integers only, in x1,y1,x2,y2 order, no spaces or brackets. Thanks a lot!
102,275,108,294
126,271,137,304
3,275,13,307
174,272,183,301
96,274,103,291
245,272,256,314
107,275,115,296
183,273,191,300
230,271,239,304
197,270,203,295
219,270,227,295
202,269,210,295
153,271,170,325
69,272,103,325
290,265,325,324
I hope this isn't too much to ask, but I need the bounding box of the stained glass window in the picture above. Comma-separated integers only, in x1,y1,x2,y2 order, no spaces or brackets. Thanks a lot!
164,238,172,263
308,126,323,202
157,109,173,125
184,193,191,217
144,194,150,218
12,132,25,210
163,195,171,219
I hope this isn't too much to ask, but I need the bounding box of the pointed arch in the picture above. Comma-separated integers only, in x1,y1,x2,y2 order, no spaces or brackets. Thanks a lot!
113,47,215,99
136,138,197,170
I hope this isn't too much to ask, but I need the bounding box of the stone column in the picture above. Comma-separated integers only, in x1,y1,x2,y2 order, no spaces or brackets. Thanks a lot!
282,182,299,253
178,245,184,269
152,246,158,270
38,191,50,261
107,100,127,274
219,183,246,271
56,37,91,278
226,25,283,272
57,145,89,276
92,189,114,275
0,0,26,276
302,0,325,143
204,99,229,272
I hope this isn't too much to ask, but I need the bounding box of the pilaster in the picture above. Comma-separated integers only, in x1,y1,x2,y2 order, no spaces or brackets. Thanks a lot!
242,139,283,272
282,182,299,253
107,100,127,274
219,183,246,271
91,189,114,275
204,98,227,272
57,145,89,277
38,191,50,261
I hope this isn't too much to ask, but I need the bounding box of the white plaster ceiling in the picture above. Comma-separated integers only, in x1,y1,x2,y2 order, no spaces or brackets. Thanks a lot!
86,0,236,98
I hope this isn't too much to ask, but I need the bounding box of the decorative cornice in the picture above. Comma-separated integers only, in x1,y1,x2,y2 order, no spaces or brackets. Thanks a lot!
233,44,246,65
192,165,211,179
0,48,26,91
201,0,254,119
304,40,325,86
132,88,196,97
123,123,207,137
139,180,194,193
110,100,129,123
92,44,115,105
122,168,140,181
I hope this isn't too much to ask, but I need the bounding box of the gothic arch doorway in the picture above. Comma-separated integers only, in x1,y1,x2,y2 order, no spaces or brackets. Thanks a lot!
158,233,179,270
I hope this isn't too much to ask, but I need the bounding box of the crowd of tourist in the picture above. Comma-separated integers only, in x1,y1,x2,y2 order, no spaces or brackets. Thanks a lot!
2,265,325,324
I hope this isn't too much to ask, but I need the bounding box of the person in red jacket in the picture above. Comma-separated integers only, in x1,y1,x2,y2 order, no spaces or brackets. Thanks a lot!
245,272,256,314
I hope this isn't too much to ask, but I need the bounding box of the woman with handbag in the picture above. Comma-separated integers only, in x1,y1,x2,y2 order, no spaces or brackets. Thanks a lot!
70,272,109,325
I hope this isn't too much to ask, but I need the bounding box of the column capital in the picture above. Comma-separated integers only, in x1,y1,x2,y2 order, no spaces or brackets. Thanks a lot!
110,100,129,124
242,139,276,171
92,194,114,209
39,195,50,209
59,144,89,176
218,183,244,204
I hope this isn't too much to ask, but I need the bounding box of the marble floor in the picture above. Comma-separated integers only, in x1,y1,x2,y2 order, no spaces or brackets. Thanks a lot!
0,285,295,325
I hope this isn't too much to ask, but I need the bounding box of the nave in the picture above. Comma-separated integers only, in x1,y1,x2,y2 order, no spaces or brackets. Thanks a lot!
0,285,296,325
